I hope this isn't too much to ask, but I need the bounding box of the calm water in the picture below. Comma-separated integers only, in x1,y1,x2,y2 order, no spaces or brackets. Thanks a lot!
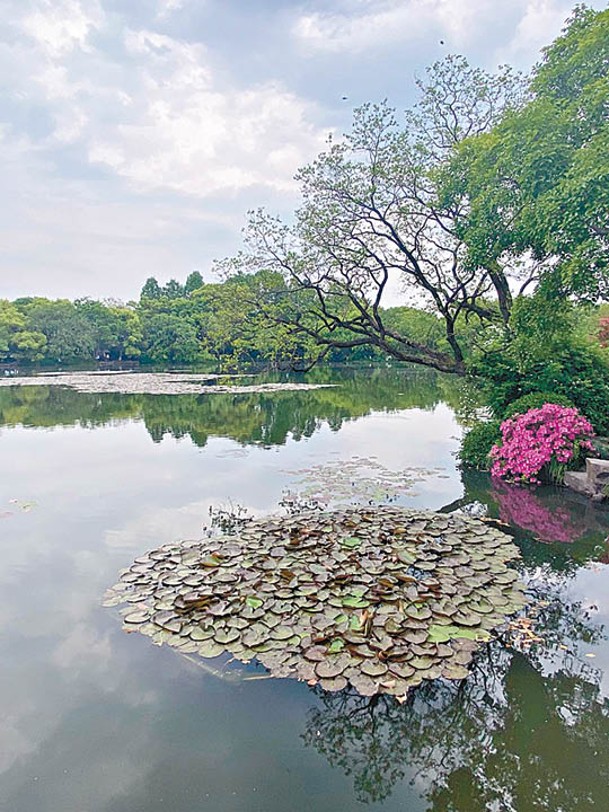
1,368,608,812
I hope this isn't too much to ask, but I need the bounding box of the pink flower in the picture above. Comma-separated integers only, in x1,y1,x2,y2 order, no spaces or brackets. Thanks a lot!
490,404,594,485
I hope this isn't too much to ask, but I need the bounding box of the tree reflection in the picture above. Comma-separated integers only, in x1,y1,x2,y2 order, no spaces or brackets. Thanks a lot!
303,598,608,809
0,367,462,447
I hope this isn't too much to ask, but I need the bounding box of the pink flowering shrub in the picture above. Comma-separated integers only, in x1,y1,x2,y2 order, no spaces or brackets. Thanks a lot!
490,403,595,485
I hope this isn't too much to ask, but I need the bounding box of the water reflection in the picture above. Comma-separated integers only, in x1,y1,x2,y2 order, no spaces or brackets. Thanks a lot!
0,370,608,812
447,469,609,573
0,367,461,447
304,634,609,810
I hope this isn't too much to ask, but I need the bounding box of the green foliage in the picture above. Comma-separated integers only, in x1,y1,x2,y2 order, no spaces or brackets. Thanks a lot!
195,271,319,369
11,330,47,362
466,289,609,434
382,308,446,351
470,296,609,435
184,271,204,295
458,420,502,470
445,6,609,301
140,305,205,365
502,392,573,420
20,299,95,362
140,277,162,300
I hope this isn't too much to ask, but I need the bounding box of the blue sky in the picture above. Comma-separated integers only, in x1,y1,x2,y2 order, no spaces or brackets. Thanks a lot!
0,0,605,301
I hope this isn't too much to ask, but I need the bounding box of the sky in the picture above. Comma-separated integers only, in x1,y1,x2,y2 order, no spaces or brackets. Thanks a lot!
0,0,605,302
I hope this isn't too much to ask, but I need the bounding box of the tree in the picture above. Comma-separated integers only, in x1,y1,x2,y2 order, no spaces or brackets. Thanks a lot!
0,300,25,359
198,271,317,368
23,299,95,362
219,56,523,374
443,6,609,303
75,299,143,360
11,329,47,362
140,277,162,300
184,271,204,295
140,311,202,363
163,279,184,299
112,305,142,359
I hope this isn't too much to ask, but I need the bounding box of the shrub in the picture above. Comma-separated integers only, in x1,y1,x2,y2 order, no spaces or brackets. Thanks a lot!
458,420,502,470
502,391,573,420
472,345,609,435
491,404,595,485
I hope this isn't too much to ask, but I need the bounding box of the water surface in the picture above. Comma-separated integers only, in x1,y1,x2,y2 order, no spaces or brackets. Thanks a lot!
1,368,608,811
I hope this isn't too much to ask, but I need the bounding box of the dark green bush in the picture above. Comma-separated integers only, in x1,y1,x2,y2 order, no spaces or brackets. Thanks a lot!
471,346,609,435
502,391,573,420
458,420,502,470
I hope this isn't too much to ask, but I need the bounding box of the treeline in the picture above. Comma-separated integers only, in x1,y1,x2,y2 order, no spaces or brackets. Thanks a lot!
1,270,608,369
0,270,439,367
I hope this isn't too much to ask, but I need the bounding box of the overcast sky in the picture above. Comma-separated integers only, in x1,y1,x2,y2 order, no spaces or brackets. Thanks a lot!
0,0,604,302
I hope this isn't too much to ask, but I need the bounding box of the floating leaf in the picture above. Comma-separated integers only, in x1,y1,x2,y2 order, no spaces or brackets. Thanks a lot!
342,596,370,609
341,536,361,549
105,506,527,701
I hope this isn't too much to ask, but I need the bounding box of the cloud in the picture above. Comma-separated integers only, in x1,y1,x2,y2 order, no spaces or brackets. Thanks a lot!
495,0,575,65
85,30,329,196
291,0,490,54
22,0,104,56
9,5,331,200
155,0,192,20
291,0,587,62
1,0,604,299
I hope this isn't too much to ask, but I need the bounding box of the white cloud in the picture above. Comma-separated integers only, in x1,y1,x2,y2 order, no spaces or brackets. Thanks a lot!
495,0,573,65
22,0,104,56
2,0,602,299
291,0,484,54
14,12,331,198
291,0,582,60
155,0,191,20
85,30,329,196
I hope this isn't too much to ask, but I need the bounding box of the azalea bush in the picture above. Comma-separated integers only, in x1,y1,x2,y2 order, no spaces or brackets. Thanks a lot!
491,404,595,485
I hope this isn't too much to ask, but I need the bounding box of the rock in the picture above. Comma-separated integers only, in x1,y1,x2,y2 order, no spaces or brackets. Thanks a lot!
585,458,609,496
564,471,591,496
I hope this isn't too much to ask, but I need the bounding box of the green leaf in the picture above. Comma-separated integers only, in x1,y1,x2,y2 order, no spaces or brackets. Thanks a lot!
342,596,370,608
341,536,361,549
349,614,363,631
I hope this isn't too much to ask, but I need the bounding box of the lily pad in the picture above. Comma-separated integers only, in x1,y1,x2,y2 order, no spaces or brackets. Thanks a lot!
105,506,528,701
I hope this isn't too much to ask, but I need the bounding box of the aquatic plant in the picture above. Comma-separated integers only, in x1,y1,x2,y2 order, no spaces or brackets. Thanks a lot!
104,507,527,701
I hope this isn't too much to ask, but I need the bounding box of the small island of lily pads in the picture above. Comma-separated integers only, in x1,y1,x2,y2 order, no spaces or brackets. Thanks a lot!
104,507,527,701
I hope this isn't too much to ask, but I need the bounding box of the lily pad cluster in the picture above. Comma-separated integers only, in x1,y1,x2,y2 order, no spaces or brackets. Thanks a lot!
104,507,527,700
283,456,443,506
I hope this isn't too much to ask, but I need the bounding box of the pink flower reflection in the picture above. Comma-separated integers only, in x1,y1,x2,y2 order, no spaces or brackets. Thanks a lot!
491,480,585,543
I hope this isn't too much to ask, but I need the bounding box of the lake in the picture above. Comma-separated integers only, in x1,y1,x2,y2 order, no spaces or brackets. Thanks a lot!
1,367,608,812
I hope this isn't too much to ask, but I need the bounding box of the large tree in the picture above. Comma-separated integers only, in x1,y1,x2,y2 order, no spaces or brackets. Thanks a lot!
442,5,609,302
219,55,523,374
222,7,608,374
